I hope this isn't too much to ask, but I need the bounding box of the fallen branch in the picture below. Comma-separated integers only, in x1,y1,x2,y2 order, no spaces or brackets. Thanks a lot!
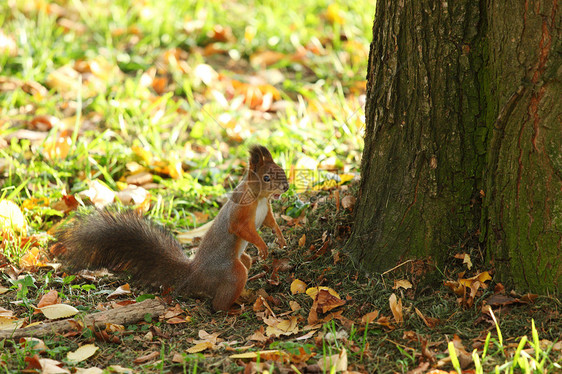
0,298,166,339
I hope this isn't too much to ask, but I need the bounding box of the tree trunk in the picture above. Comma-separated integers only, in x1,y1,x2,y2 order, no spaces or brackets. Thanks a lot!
347,0,561,293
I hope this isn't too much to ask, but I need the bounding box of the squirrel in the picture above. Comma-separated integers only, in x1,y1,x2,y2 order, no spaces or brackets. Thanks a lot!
53,145,289,311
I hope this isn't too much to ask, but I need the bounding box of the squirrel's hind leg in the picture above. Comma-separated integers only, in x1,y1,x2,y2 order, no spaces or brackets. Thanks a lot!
240,252,252,271
211,261,248,311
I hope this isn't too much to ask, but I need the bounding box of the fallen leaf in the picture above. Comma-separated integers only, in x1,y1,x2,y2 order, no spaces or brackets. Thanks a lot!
176,220,214,244
306,286,340,300
229,350,287,361
133,351,160,364
0,200,27,234
0,316,24,330
186,341,213,353
317,348,347,372
107,284,131,299
415,307,439,328
325,3,344,25
389,293,403,324
298,234,306,247
341,195,356,210
20,337,48,351
454,253,473,270
265,316,299,337
290,279,307,294
38,358,70,373
450,334,473,369
67,344,99,363
78,180,116,208
361,310,379,324
393,279,413,290
248,327,268,342
314,289,346,313
250,50,286,68
116,185,150,207
40,304,79,319
37,290,61,308
0,31,17,56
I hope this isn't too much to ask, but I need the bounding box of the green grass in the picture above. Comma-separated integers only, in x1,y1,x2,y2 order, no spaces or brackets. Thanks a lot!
1,0,367,234
1,1,561,373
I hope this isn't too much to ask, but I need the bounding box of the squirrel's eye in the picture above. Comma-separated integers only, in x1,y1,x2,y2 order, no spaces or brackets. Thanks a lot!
263,175,271,182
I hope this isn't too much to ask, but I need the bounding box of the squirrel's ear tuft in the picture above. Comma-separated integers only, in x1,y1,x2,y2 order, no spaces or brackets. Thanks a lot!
249,145,273,170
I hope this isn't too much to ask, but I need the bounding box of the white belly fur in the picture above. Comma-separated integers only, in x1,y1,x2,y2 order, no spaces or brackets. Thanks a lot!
237,198,268,257
254,198,268,228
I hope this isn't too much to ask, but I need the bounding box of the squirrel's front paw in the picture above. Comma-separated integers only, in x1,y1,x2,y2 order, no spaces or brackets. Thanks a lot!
258,245,268,260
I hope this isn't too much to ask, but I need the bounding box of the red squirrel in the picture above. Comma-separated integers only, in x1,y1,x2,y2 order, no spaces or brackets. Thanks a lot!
54,145,288,311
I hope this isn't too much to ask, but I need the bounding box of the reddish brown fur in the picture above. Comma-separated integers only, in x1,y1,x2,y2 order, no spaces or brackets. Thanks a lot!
55,145,288,311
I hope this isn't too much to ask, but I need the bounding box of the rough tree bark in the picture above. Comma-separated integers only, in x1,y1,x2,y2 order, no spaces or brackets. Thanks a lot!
347,0,561,293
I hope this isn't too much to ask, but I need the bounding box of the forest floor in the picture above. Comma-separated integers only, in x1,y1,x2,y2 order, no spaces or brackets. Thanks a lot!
1,1,561,373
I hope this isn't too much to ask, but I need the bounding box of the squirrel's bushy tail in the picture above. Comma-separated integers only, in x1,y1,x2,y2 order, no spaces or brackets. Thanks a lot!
54,209,191,290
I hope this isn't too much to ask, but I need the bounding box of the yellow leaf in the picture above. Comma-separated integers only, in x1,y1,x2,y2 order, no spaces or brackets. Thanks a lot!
338,173,355,184
265,316,299,337
0,316,24,331
393,279,413,290
132,145,153,164
306,286,340,300
326,3,344,25
229,350,283,360
67,344,99,363
186,341,213,353
290,279,307,294
0,200,27,234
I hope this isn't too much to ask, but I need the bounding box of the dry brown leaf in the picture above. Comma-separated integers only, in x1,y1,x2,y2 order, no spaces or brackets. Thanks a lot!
454,253,473,270
298,234,306,247
247,326,268,342
107,284,131,299
393,279,413,290
389,293,403,325
37,290,61,309
250,50,286,67
414,307,439,328
20,337,48,351
315,289,346,313
341,195,356,210
166,316,189,324
133,351,159,364
451,334,473,368
361,310,379,324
